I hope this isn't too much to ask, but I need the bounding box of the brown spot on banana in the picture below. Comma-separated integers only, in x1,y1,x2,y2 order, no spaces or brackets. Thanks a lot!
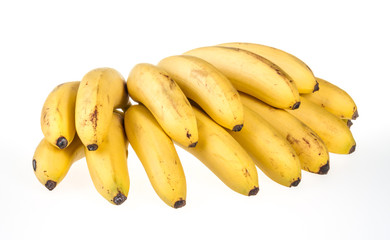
302,138,310,148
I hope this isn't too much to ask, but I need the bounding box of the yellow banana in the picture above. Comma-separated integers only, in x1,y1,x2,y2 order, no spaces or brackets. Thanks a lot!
85,112,129,205
287,97,356,154
41,81,79,149
158,55,244,131
75,67,128,151
179,107,259,196
127,63,198,148
218,42,317,93
124,105,186,208
239,93,329,175
302,77,358,119
184,46,300,109
32,134,84,190
228,106,301,187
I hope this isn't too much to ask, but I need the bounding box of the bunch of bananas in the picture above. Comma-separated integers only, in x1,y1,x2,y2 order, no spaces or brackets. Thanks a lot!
33,42,357,208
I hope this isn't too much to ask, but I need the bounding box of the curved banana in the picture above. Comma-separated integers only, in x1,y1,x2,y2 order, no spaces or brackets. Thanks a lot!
85,112,129,205
287,97,356,154
239,93,329,175
179,107,259,196
158,55,244,131
75,67,128,151
127,63,198,148
184,46,300,109
228,106,301,187
124,105,186,208
41,81,79,149
218,42,317,93
32,134,84,191
302,77,358,119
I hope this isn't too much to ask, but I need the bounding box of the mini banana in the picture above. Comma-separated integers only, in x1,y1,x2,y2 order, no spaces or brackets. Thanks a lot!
158,55,244,131
32,134,84,191
85,112,129,205
228,106,301,187
41,81,79,149
287,97,356,154
184,46,300,109
124,105,186,208
179,106,259,196
127,63,198,148
239,93,329,175
302,77,358,119
218,42,318,93
75,67,128,151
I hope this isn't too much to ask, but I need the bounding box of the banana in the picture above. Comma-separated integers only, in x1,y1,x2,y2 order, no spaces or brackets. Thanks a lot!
228,106,301,187
85,112,129,205
184,46,300,109
157,55,244,131
127,63,198,148
218,42,318,93
179,106,259,196
302,77,358,119
32,134,84,191
124,105,186,208
75,67,128,151
41,81,79,149
287,97,356,154
239,93,329,175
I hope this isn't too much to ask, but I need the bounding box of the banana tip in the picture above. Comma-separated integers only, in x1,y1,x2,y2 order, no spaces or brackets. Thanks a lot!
87,144,98,151
232,124,244,132
32,159,37,171
292,101,301,110
352,110,359,120
349,144,356,154
248,186,259,196
174,199,186,209
318,161,330,175
56,137,68,149
313,81,320,92
113,192,127,205
188,142,198,148
290,178,301,187
347,120,353,128
45,180,57,191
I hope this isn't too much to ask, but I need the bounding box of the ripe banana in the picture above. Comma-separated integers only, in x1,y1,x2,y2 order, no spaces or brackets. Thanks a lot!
287,97,356,154
85,112,129,205
184,46,300,109
127,63,198,148
75,67,128,151
157,55,244,131
218,42,318,93
228,106,301,187
32,134,84,191
179,106,259,196
124,105,186,208
41,81,79,149
239,93,329,175
302,77,358,119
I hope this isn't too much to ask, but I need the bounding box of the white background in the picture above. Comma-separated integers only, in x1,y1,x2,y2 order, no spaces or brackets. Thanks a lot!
1,0,389,239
